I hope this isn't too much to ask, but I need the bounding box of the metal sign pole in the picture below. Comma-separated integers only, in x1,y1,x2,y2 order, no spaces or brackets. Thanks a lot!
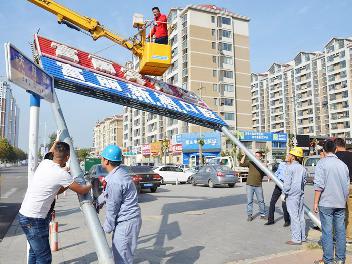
221,126,321,229
50,90,113,264
27,93,40,263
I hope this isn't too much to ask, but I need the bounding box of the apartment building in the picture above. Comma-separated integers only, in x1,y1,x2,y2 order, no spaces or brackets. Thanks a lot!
0,79,20,147
123,4,252,155
251,37,352,138
93,115,123,154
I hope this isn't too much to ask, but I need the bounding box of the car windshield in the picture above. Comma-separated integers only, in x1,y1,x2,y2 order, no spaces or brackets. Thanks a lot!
305,158,320,167
96,165,108,175
129,166,154,174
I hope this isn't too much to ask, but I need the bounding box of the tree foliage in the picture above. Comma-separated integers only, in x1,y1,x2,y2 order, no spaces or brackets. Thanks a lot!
76,148,91,161
0,138,27,162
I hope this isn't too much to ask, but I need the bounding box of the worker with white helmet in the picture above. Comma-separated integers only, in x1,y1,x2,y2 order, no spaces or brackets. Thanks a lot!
283,147,307,245
96,145,141,264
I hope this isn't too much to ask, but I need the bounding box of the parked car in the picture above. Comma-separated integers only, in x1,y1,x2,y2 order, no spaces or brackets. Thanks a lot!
125,165,162,193
191,165,238,188
304,155,320,184
85,164,108,200
153,165,191,184
86,165,146,199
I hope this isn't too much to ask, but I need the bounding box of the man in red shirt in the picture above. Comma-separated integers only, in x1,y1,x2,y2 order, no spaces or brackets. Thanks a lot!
147,7,168,45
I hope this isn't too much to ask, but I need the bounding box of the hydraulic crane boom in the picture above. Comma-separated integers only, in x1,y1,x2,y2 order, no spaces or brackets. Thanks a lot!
28,0,171,76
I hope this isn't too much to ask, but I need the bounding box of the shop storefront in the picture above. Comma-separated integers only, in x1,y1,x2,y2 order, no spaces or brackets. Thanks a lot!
173,132,221,166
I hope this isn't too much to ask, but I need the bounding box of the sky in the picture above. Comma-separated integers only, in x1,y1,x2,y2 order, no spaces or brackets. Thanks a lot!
0,0,351,150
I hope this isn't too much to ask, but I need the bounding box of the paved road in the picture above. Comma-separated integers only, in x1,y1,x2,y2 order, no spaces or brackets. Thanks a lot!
0,166,27,241
134,182,317,264
0,180,319,263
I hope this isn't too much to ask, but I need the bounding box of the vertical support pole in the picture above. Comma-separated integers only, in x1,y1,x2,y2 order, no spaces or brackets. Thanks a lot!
50,91,113,264
27,93,40,263
221,126,321,229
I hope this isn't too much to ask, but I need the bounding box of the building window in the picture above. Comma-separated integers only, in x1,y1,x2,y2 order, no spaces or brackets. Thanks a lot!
222,30,232,38
211,42,216,49
221,98,234,106
223,70,233,79
222,84,234,92
221,17,231,25
211,29,216,36
211,16,215,23
213,70,217,77
221,56,233,65
219,42,232,52
212,56,217,63
213,84,218,92
224,112,235,120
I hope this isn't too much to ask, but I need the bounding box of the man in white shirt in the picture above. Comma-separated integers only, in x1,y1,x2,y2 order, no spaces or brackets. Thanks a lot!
19,142,91,264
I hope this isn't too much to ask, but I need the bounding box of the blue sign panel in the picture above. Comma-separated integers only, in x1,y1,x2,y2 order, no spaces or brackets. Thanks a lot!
173,132,222,153
5,43,54,102
272,133,287,142
238,130,287,142
40,56,227,131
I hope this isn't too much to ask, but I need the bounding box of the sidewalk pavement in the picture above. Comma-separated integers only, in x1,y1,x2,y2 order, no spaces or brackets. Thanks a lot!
0,189,351,264
230,249,352,264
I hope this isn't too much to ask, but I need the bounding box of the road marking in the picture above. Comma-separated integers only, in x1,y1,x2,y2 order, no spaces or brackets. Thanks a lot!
0,187,17,199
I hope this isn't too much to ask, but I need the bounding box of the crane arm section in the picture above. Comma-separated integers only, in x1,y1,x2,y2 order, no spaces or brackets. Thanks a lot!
27,0,144,57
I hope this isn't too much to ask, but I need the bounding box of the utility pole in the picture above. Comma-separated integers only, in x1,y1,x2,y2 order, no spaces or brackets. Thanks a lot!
197,83,205,165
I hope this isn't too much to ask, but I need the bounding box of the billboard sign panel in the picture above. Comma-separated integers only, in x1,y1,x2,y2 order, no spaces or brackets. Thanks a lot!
173,132,221,153
142,144,151,156
172,143,182,154
4,43,54,102
34,35,227,131
238,130,287,142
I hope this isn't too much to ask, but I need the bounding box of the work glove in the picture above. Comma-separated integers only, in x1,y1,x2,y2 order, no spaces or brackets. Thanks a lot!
56,129,62,142
280,194,286,202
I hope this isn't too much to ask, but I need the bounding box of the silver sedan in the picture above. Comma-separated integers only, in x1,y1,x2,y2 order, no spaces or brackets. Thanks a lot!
191,165,238,188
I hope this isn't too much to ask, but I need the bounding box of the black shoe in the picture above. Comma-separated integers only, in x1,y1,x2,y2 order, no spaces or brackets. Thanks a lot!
247,215,253,222
264,221,274,225
283,222,290,227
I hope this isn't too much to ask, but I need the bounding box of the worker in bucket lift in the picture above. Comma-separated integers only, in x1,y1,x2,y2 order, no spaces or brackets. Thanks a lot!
283,147,307,245
146,7,168,44
96,145,142,264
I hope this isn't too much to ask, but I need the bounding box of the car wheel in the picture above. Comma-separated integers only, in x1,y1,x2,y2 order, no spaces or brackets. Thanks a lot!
150,187,157,193
228,183,235,188
208,179,214,188
192,178,196,186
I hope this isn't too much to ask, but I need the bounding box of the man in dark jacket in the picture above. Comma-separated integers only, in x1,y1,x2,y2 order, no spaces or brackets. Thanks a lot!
240,151,266,221
334,138,352,243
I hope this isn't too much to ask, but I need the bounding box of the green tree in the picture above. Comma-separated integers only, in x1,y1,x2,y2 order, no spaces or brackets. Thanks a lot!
0,138,15,162
0,138,28,162
14,147,27,161
198,137,205,165
76,148,90,161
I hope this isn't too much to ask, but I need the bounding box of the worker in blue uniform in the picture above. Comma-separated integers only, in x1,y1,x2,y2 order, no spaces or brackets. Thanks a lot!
283,147,307,245
97,145,142,264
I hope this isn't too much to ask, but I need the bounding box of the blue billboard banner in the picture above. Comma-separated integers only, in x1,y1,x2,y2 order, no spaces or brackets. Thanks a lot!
173,132,221,152
4,43,54,102
39,56,227,130
238,130,287,142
